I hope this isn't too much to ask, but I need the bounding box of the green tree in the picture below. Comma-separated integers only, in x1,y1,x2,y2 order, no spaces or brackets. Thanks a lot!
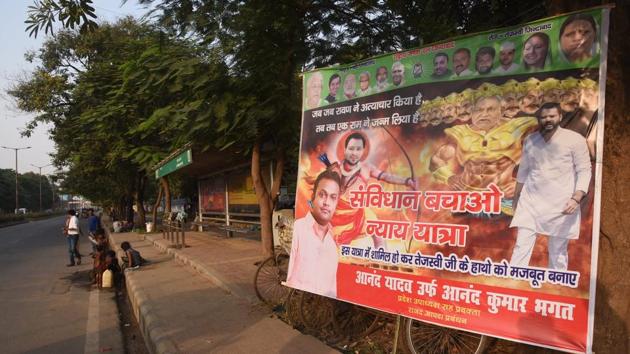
25,0,98,38
10,19,183,223
0,169,54,213
13,16,236,226
23,0,547,257
0,169,17,213
22,1,630,352
17,172,40,211
136,0,545,258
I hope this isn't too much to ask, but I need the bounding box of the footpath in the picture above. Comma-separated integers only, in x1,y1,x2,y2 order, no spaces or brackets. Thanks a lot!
107,225,338,354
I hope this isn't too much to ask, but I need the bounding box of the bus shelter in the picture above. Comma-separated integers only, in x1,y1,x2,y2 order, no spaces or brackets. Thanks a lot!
153,144,276,236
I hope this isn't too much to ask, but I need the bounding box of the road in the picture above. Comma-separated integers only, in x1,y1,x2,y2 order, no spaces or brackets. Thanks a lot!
0,216,123,353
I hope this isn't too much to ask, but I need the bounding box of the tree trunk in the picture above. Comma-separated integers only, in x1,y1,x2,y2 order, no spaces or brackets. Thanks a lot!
251,142,273,258
270,148,285,210
251,142,285,258
589,3,630,353
160,177,171,213
126,195,134,225
151,182,163,225
509,2,629,353
115,197,125,221
135,173,147,226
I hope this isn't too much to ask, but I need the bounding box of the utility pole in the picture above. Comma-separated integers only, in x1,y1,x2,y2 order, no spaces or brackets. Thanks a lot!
50,177,55,211
31,163,52,212
1,146,31,213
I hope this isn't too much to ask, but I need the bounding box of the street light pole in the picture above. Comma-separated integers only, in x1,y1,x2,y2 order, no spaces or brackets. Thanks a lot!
31,163,52,212
1,146,31,213
51,178,55,211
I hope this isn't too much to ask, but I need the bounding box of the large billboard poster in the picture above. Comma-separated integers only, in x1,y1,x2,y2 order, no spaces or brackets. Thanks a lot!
227,168,265,213
199,177,226,213
285,8,609,353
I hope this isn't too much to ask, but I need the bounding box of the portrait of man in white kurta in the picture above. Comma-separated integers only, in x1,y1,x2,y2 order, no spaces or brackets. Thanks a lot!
510,102,592,270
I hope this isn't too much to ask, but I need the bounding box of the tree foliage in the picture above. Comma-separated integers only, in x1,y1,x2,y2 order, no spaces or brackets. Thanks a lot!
20,0,549,165
133,0,546,256
26,0,98,38
19,1,630,352
10,18,229,220
19,0,546,251
0,169,54,213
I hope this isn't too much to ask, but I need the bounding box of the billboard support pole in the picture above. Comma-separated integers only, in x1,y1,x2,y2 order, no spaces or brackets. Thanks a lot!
392,315,402,353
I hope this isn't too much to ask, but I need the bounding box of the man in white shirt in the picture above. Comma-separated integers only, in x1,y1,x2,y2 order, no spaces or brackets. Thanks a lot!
374,66,390,93
510,102,592,270
431,52,452,79
493,41,520,74
357,71,372,97
475,46,495,75
451,48,473,78
331,132,416,248
391,61,405,87
304,72,323,109
64,209,82,266
286,170,341,297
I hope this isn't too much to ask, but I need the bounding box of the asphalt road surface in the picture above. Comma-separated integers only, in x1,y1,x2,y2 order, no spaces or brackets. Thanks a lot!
0,216,123,353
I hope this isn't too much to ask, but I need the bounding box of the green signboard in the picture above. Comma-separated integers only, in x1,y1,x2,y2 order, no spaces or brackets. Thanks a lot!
155,149,193,179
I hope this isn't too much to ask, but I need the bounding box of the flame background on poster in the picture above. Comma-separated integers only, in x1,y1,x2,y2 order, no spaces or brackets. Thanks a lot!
291,8,611,353
296,75,597,298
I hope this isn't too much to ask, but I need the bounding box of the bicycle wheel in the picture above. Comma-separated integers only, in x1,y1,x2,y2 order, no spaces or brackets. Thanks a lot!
298,291,334,331
405,318,488,354
331,301,382,339
253,254,290,306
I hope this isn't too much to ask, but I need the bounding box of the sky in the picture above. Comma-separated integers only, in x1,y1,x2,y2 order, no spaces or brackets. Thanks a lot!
0,0,148,175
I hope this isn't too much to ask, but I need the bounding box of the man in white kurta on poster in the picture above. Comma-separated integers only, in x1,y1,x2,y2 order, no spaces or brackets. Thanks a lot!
510,102,592,270
286,170,341,298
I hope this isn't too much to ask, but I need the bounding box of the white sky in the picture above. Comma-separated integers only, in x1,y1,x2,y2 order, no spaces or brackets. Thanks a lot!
0,0,148,175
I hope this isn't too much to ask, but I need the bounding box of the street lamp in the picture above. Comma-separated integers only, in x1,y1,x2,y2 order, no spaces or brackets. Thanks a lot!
50,177,56,211
1,146,31,214
31,163,52,212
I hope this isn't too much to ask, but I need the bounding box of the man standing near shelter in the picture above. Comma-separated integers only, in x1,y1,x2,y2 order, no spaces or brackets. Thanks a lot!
87,208,100,252
510,102,591,270
286,170,342,297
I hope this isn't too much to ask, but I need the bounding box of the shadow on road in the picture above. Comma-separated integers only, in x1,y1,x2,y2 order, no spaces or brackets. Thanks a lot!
59,269,93,291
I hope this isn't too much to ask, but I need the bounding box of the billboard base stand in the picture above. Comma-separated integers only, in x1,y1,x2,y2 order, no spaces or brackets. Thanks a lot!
392,315,402,354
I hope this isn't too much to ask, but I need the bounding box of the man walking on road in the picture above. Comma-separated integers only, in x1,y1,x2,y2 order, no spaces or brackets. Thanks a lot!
64,209,82,266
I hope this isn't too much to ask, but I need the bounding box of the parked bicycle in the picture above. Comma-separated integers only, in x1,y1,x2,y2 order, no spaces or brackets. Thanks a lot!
253,212,293,307
253,211,489,353
297,288,488,353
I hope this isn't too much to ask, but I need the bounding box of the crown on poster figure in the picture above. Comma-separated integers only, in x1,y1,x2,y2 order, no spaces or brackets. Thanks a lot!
412,76,597,127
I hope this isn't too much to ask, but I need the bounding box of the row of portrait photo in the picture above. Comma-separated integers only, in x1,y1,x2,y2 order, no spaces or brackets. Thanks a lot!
304,13,600,111
416,76,598,133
